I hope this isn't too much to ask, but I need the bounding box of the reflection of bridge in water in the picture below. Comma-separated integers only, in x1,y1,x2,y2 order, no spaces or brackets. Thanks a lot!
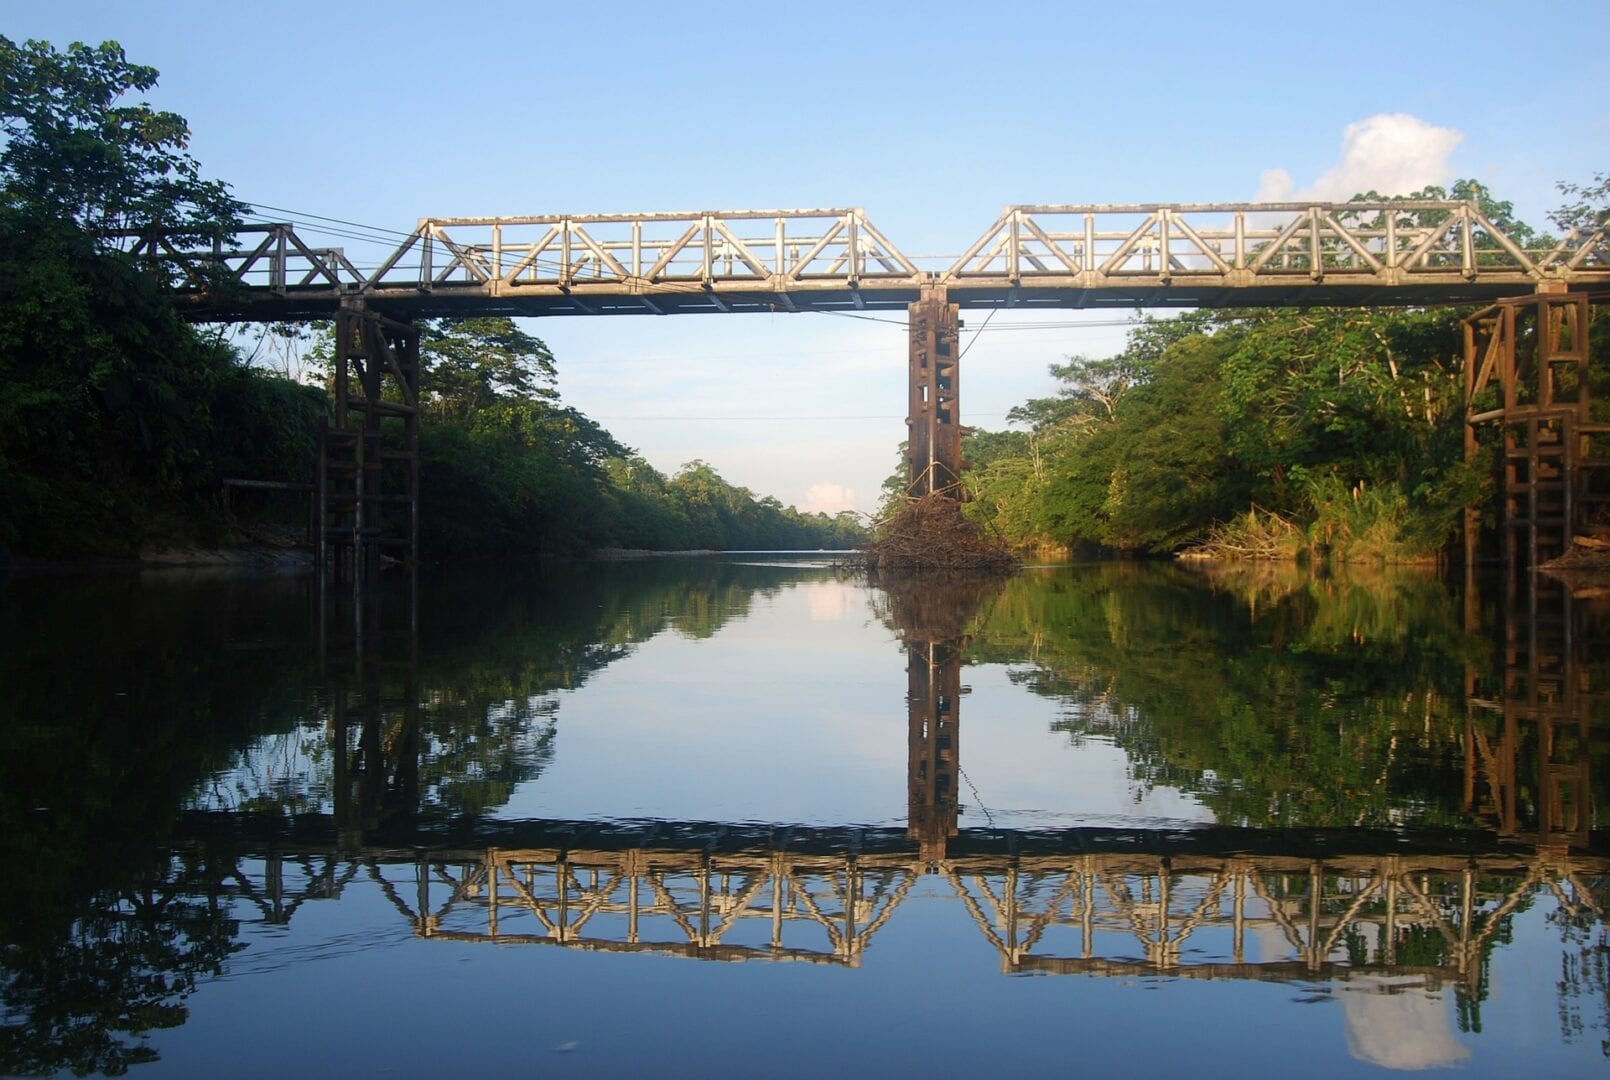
170,816,1607,989
231,567,1609,989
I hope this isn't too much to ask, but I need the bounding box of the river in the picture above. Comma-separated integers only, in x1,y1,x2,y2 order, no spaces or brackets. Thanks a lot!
0,557,1604,1076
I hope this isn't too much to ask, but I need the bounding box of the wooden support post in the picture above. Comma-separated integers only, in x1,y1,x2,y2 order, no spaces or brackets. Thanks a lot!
319,303,420,579
1463,293,1602,576
1385,869,1397,965
771,857,784,949
1080,861,1094,959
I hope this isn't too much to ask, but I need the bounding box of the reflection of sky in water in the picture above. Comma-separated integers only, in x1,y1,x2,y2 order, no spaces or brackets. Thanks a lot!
491,578,1210,828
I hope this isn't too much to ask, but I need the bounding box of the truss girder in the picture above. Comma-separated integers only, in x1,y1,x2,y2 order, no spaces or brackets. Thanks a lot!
150,843,1610,983
124,201,1610,320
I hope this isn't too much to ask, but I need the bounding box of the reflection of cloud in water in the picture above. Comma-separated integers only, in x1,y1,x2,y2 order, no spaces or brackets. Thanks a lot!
1247,929,1469,1072
1340,976,1469,1071
804,581,854,622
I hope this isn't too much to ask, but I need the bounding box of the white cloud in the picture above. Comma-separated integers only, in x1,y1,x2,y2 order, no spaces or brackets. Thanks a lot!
1256,114,1464,202
801,482,857,515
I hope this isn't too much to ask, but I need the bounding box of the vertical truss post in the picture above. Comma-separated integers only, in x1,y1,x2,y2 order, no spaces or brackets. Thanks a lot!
907,285,962,497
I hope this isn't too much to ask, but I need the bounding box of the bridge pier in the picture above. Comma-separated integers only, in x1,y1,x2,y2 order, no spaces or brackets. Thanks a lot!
1463,292,1606,574
906,285,963,497
318,303,420,580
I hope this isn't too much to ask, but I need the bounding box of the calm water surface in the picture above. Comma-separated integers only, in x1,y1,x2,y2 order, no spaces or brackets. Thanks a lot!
1,558,1605,1076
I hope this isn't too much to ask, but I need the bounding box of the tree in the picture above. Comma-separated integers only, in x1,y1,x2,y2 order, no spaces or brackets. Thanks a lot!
417,317,557,418
0,36,241,235
1552,172,1610,236
0,38,312,557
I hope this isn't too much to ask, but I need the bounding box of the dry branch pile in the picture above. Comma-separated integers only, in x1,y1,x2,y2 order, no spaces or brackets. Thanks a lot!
861,494,1019,573
1541,533,1610,573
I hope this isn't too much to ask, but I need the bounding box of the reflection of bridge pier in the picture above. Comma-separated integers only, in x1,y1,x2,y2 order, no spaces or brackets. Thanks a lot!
1465,571,1607,849
908,639,962,863
882,577,994,864
319,572,420,846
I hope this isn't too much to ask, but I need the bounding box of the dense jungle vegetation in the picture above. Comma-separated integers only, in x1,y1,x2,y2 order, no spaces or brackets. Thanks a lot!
0,37,862,561
951,176,1610,563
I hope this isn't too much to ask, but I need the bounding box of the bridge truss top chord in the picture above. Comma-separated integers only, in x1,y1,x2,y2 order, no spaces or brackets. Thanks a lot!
124,202,1610,320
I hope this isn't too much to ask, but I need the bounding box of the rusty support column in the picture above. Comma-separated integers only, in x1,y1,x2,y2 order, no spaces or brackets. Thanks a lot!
907,285,962,497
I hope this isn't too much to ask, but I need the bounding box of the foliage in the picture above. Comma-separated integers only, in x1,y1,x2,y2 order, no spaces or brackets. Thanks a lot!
1551,172,1610,235
404,322,866,556
965,563,1500,828
864,492,1017,572
0,36,241,235
1182,506,1306,561
0,39,315,557
0,206,327,555
954,184,1533,563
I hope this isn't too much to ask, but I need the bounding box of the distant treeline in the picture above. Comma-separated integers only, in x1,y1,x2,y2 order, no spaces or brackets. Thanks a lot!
0,37,863,560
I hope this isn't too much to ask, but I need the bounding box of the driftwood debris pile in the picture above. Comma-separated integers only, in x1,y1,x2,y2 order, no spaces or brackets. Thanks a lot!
861,494,1019,573
1541,532,1610,573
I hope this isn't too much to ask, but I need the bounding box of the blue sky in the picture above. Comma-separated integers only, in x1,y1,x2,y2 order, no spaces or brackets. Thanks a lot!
7,0,1608,513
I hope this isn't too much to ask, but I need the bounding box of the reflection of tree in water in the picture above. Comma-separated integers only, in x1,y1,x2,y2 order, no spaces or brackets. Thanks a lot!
0,560,816,1072
195,561,811,822
410,563,828,817
967,563,1490,828
1554,882,1610,1056
0,576,312,1076
0,860,241,1076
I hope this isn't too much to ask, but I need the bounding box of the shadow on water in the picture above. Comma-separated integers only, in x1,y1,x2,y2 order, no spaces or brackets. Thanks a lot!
1,560,1607,1072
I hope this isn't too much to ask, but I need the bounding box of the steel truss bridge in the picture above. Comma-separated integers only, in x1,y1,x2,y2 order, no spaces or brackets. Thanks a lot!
153,816,1608,984
134,203,1610,317
128,201,1610,574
